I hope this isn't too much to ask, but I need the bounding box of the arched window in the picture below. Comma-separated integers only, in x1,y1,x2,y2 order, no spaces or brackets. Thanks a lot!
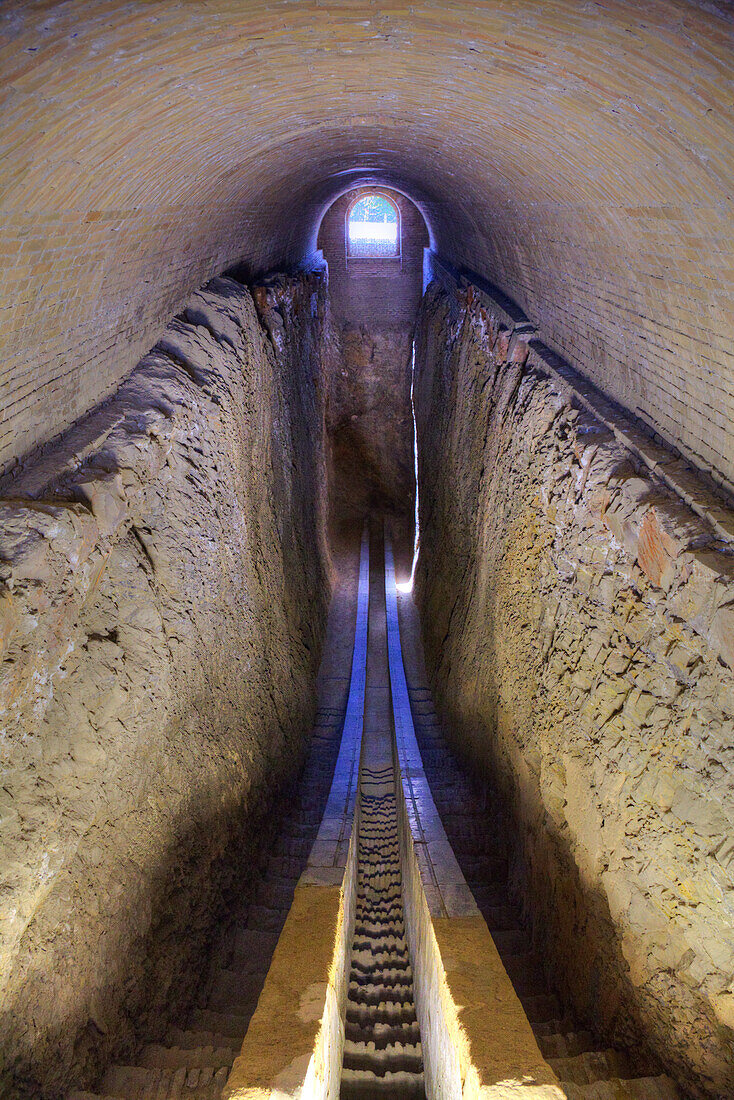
346,193,400,258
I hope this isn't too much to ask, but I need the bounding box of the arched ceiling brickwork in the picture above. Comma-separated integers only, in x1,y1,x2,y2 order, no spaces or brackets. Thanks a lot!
1,1,733,488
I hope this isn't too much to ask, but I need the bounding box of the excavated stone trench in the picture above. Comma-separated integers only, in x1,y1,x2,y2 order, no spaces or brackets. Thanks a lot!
5,254,733,1100
65,521,682,1100
4,6,734,1096
341,526,424,1099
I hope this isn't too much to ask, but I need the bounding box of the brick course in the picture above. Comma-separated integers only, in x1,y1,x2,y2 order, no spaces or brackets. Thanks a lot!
1,1,732,491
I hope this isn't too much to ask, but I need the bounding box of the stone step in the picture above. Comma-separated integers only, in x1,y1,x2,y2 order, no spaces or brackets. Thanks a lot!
354,901,403,918
558,1077,679,1100
346,1001,418,1027
456,830,509,861
227,927,279,969
340,1067,426,1098
352,937,407,954
536,1031,596,1059
356,886,402,901
351,960,413,981
138,1043,235,1070
347,981,416,1005
100,1063,229,1099
242,904,287,932
449,854,507,880
465,882,508,907
491,929,531,955
252,880,296,909
358,873,402,885
353,920,406,937
352,945,409,963
532,1017,575,1038
281,808,323,826
165,1028,241,1053
187,1009,250,1039
273,836,312,857
262,855,305,879
480,904,522,930
343,1039,423,1075
548,1049,632,1084
517,992,562,1024
206,967,265,1011
345,1021,422,1047
501,953,549,995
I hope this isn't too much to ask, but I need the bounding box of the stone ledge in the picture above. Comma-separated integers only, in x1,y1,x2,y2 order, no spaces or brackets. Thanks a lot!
222,875,354,1100
429,251,734,539
384,536,563,1100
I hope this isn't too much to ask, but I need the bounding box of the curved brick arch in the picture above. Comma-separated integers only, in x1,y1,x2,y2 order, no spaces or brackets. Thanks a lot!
1,0,733,487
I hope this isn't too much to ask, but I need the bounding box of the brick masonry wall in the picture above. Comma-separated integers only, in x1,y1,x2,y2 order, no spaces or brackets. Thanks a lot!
320,189,427,330
1,1,732,493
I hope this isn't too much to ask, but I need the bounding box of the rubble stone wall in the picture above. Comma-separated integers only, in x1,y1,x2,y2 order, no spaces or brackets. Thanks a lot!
413,270,734,1099
0,272,332,1098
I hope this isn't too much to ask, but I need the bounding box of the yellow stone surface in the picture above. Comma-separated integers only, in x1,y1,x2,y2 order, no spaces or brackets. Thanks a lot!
434,916,561,1097
224,882,344,1099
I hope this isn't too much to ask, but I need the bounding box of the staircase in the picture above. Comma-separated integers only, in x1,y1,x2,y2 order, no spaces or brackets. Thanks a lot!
69,704,347,1100
404,673,680,1100
340,524,426,1098
341,765,425,1099
68,529,681,1100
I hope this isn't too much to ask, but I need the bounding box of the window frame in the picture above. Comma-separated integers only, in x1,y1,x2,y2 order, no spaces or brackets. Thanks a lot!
345,192,402,263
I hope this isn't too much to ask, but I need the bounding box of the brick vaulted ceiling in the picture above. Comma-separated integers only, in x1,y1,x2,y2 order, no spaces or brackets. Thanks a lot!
1,1,733,488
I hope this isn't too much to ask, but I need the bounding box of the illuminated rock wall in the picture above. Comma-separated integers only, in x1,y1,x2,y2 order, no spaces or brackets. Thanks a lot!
414,272,734,1099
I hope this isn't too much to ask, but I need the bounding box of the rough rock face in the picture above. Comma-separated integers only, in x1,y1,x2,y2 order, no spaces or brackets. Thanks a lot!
326,324,414,530
413,275,734,1098
317,187,426,543
0,272,331,1098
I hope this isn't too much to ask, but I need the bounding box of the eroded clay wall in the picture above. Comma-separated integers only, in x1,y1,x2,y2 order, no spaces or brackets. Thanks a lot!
413,273,734,1099
0,272,332,1098
318,189,428,535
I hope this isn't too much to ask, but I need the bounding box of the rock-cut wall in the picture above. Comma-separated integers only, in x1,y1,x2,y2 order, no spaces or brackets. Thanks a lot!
317,188,428,539
413,270,734,1099
0,272,332,1098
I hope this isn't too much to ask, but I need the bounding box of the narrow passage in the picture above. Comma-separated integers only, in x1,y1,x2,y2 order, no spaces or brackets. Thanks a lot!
341,524,425,1098
69,526,681,1100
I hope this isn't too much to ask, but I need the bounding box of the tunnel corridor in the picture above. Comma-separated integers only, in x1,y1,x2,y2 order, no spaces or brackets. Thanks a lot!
1,3,734,1100
67,524,680,1100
